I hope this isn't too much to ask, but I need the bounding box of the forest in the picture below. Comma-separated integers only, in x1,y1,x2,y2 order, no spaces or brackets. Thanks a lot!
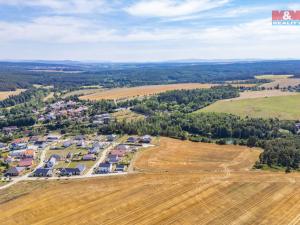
1,60,300,90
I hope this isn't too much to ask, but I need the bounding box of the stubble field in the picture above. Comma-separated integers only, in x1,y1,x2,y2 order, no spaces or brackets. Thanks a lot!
79,83,215,101
1,137,300,225
0,89,26,100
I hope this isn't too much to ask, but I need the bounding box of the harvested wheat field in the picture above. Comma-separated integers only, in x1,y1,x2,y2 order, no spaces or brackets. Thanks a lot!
133,137,261,173
80,83,215,101
1,138,300,225
260,78,300,89
0,89,25,100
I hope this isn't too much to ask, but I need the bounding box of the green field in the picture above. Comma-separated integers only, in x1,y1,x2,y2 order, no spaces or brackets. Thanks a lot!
255,74,294,79
199,94,300,120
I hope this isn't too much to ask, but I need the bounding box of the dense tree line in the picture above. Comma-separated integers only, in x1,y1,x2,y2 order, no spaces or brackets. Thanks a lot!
0,88,48,108
100,112,300,170
133,86,239,114
1,60,300,90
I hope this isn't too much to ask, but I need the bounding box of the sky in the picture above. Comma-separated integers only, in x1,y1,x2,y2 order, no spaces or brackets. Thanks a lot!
0,0,300,62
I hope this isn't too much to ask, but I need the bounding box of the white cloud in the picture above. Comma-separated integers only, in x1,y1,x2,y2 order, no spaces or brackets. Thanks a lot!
0,0,109,14
125,0,230,18
1,15,300,45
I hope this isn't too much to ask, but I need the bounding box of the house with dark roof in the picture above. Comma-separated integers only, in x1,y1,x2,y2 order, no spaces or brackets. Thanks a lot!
127,137,139,143
140,135,152,143
33,168,53,177
106,155,119,164
107,134,117,142
5,167,25,177
82,154,96,161
50,154,62,161
59,164,86,176
63,140,72,148
88,146,100,154
97,163,112,173
115,164,126,172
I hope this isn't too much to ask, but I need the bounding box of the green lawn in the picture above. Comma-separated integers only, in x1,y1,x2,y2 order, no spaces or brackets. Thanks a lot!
199,94,300,120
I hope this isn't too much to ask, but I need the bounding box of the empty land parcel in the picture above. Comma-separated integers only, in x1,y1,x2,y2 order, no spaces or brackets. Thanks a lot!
80,83,215,101
199,94,300,120
1,137,300,225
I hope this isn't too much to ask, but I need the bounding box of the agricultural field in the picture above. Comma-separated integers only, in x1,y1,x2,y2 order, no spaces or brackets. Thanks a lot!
200,94,300,120
223,90,298,101
62,88,102,98
43,92,54,102
112,109,145,122
0,89,26,100
1,137,300,224
80,83,215,101
260,78,300,89
133,137,261,173
255,74,294,79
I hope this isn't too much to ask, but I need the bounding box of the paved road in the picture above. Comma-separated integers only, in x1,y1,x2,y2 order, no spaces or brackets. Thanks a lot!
0,141,151,190
0,144,50,190
86,142,118,176
0,141,122,190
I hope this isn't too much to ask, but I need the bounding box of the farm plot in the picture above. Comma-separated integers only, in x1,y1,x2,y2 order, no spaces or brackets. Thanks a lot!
255,75,294,79
260,78,300,89
200,94,300,120
0,89,26,100
62,88,102,98
133,137,261,173
223,90,298,101
1,138,300,225
79,83,215,101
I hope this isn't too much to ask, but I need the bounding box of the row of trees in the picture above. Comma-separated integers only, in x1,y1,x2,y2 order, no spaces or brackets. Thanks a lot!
0,88,48,108
99,112,299,169
133,86,239,114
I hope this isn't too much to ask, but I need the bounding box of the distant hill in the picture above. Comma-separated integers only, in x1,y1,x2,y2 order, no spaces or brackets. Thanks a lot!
0,60,300,91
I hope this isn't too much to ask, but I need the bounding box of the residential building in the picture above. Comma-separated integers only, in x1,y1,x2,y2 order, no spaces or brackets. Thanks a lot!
115,164,126,172
59,164,86,176
18,158,33,167
33,168,53,177
5,167,25,177
97,163,112,173
82,154,96,161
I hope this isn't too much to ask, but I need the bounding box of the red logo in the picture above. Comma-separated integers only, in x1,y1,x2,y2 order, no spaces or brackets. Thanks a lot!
272,10,300,20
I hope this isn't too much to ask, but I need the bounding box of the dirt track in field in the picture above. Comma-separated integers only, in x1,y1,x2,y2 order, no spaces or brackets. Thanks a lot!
1,137,300,225
80,83,215,101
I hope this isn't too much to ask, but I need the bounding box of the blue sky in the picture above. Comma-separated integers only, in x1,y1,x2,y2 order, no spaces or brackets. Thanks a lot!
0,0,299,61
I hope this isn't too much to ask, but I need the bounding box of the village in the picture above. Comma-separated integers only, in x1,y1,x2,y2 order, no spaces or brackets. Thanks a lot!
0,99,152,184
0,133,152,182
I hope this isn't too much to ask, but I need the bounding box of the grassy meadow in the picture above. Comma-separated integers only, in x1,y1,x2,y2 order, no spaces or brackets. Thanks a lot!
199,94,300,120
255,74,294,79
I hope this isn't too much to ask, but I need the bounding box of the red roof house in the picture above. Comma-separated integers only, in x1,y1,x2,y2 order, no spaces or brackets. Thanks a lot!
18,158,33,167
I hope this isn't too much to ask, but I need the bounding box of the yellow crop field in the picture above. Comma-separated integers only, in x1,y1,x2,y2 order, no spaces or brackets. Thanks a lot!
0,89,26,101
80,83,215,101
1,138,300,225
